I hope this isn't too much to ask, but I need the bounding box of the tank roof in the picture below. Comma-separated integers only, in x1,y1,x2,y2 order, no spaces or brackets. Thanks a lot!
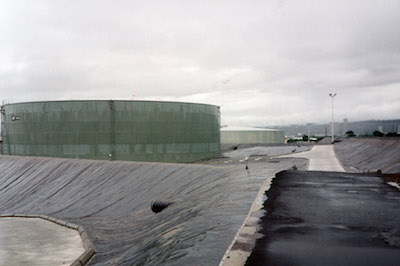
1,99,220,108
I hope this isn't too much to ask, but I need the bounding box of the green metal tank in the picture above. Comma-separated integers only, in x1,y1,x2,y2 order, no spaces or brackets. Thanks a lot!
0,100,220,162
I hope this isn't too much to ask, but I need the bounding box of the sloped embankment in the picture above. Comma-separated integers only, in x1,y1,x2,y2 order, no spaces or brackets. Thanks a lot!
0,155,304,265
334,138,400,173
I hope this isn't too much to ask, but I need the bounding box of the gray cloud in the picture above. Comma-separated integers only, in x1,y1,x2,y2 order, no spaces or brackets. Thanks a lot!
1,0,399,126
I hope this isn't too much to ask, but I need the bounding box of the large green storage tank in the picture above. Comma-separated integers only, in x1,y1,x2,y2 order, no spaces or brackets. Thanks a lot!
0,100,220,162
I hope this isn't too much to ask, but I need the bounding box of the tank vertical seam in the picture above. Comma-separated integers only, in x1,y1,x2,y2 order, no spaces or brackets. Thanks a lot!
109,100,114,161
2,108,11,155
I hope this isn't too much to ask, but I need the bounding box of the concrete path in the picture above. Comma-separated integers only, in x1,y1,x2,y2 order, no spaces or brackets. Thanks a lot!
277,145,345,172
246,171,400,266
0,218,84,266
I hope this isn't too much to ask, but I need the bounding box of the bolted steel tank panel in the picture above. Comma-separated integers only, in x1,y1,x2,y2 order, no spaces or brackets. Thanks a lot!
1,100,220,162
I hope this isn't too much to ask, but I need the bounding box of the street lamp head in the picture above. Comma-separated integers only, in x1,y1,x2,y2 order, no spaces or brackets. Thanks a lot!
329,93,337,97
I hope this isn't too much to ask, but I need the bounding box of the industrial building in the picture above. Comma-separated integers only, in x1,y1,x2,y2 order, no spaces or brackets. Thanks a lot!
220,126,285,145
0,100,220,162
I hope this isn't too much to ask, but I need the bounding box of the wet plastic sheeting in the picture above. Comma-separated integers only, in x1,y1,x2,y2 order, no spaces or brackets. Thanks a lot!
223,145,312,160
0,155,306,265
335,138,400,173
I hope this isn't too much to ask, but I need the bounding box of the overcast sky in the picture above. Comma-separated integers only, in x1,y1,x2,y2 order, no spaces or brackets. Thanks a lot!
1,0,399,126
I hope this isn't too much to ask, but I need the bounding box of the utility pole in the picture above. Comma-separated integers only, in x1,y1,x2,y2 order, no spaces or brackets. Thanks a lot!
329,93,337,144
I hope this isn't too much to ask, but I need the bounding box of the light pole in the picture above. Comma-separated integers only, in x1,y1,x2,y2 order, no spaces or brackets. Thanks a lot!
329,93,337,143
307,123,311,143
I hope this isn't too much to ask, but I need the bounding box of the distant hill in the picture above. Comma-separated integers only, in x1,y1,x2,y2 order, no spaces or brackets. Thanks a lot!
265,119,400,136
